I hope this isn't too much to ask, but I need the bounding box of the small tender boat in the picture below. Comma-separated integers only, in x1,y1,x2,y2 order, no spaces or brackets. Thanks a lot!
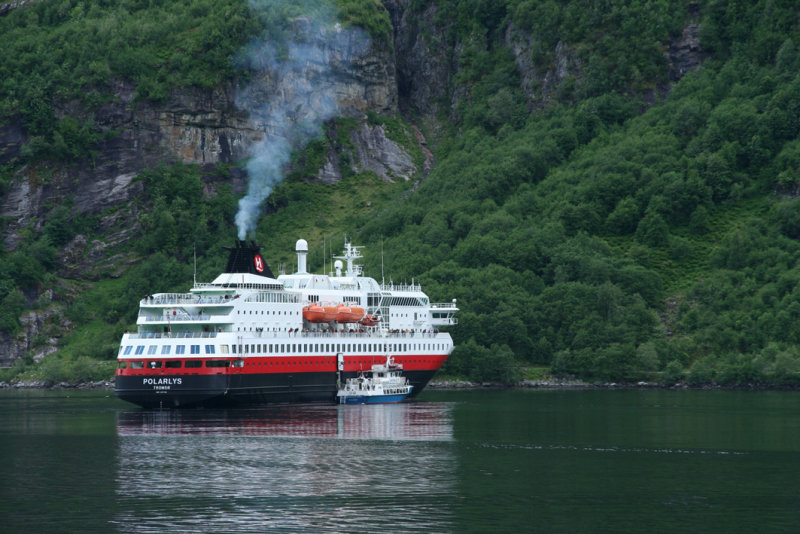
337,357,413,404
359,314,380,327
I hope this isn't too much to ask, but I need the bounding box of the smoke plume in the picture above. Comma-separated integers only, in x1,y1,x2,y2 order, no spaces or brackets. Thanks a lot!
234,0,370,240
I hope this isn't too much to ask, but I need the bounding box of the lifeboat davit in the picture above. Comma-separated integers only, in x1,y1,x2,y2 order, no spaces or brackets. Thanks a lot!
303,304,338,323
336,304,365,323
359,314,380,327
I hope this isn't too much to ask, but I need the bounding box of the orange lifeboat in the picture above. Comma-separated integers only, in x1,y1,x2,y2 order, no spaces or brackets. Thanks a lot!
359,314,380,327
336,304,365,323
303,304,338,323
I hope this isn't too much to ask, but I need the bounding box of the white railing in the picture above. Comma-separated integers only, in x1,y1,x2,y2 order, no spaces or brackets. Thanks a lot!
138,313,232,323
124,329,447,341
125,332,220,340
380,282,422,292
141,294,233,306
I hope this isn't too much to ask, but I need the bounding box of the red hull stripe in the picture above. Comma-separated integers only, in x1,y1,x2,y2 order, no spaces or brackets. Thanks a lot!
117,354,448,377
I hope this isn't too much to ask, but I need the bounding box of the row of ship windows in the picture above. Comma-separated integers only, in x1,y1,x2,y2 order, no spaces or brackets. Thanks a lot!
122,344,228,356
237,342,446,354
119,359,234,369
121,358,435,370
389,297,424,307
122,342,447,356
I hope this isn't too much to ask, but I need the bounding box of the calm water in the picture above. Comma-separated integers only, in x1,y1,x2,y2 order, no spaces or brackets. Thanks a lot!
1,388,799,533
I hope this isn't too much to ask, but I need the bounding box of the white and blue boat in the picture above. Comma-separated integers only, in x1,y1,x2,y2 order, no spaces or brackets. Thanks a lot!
337,357,413,404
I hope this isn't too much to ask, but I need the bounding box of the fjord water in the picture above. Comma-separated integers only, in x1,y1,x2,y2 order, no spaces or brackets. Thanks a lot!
1,389,799,533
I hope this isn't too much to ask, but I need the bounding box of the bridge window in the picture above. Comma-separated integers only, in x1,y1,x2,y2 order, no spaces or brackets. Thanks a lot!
123,346,132,355
161,346,171,355
176,346,186,355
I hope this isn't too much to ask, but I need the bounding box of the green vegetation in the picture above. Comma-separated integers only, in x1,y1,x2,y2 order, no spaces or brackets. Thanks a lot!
354,0,800,385
4,0,800,387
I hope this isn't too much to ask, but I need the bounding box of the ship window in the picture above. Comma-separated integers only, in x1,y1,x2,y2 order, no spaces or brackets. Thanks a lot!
130,361,144,369
190,345,200,354
165,361,181,369
251,344,255,353
220,345,229,354
205,345,216,354
123,346,132,355
245,345,249,354
176,345,186,354
117,361,127,369
281,344,285,352
161,345,171,355
185,360,202,368
135,346,145,355
147,346,157,355
206,360,230,368
148,360,162,369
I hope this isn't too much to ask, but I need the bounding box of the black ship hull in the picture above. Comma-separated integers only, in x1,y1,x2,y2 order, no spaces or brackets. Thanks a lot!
115,370,438,409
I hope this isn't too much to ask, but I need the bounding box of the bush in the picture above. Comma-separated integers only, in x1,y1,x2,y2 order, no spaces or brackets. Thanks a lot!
662,359,685,384
686,358,716,386
0,289,26,334
38,356,112,384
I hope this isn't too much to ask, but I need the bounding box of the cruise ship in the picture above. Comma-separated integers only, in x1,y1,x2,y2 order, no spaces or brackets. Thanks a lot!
115,239,458,408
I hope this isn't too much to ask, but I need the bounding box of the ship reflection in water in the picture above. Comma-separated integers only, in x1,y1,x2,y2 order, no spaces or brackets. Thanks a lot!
113,403,456,533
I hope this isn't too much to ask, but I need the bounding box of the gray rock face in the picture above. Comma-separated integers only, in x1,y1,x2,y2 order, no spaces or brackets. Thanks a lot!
0,305,67,367
385,0,454,118
350,123,416,182
505,24,581,108
667,22,706,82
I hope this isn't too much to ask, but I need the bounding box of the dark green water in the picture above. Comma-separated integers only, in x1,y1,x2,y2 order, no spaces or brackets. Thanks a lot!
1,388,799,533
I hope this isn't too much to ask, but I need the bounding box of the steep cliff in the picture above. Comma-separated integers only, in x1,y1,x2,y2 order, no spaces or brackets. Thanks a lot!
0,23,402,251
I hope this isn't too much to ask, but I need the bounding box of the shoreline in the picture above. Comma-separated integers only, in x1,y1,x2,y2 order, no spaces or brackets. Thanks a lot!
3,378,797,392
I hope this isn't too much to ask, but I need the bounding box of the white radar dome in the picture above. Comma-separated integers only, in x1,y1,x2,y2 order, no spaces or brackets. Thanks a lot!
295,239,308,252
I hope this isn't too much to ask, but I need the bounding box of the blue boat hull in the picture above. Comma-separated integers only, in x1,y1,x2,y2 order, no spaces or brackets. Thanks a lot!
339,392,410,405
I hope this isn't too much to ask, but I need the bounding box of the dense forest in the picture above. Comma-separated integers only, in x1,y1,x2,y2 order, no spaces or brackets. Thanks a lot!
2,0,800,387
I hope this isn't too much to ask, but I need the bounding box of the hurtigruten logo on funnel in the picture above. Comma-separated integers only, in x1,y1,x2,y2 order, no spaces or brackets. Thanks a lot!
254,254,265,273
